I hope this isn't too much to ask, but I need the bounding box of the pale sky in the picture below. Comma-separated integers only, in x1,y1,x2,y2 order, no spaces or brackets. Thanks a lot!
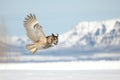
0,0,120,36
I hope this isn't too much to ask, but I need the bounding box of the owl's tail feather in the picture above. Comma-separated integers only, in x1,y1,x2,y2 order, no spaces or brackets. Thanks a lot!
26,44,38,54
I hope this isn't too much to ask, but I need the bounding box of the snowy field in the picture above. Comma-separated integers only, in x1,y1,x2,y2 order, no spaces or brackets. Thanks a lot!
0,60,120,80
0,61,120,70
0,70,120,80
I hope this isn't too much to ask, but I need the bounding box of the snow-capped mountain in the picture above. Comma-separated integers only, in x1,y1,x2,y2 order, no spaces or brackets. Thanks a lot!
11,19,120,49
59,19,120,48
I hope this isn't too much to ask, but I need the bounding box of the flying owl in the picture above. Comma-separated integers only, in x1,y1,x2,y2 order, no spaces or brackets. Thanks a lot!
24,14,58,53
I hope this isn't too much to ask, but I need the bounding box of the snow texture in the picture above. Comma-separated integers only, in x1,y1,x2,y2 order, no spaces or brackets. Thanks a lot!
0,61,120,70
0,70,120,80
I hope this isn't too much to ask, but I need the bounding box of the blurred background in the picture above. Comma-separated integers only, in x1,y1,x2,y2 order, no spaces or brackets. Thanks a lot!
1,1,120,80
0,0,120,64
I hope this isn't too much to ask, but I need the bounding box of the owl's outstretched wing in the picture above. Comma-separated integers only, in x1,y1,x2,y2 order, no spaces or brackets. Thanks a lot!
24,14,46,43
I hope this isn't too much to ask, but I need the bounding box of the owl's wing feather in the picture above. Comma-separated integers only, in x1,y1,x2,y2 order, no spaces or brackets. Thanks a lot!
24,14,46,43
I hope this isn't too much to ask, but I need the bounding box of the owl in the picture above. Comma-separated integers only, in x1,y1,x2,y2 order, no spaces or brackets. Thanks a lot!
24,14,58,53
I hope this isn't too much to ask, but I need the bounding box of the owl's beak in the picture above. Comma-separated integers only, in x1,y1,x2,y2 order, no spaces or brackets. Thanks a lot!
54,43,57,45
54,41,58,45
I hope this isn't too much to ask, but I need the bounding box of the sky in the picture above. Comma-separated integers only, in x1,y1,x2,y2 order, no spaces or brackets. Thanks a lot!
0,0,120,37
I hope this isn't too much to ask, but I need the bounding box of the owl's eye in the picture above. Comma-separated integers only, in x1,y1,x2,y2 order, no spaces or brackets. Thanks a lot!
55,37,57,40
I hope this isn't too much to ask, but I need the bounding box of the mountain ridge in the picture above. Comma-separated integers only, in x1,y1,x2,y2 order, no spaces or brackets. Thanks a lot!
59,19,120,48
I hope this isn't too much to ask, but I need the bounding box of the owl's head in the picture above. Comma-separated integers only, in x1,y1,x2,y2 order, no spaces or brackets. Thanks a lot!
46,33,59,45
51,33,59,45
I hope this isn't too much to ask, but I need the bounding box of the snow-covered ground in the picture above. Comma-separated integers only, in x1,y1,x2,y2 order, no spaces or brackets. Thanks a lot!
1,52,120,62
0,70,120,80
0,61,120,70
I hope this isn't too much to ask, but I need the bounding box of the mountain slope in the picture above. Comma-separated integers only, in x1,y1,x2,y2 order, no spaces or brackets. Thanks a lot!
59,19,120,49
